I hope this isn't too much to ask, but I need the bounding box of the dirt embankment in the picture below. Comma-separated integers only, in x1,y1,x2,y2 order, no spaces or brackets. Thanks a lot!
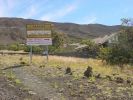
0,75,39,100
1,55,133,100
8,66,133,100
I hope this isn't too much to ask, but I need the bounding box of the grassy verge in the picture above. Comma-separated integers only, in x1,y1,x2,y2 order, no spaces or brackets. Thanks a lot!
0,55,132,77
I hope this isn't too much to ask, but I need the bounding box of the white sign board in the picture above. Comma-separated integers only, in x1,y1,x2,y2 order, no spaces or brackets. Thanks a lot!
26,24,52,45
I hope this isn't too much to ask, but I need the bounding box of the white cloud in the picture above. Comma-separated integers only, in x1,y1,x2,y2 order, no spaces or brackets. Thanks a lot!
6,0,18,9
0,0,82,22
0,0,6,16
40,2,78,21
18,0,49,19
21,5,37,18
0,0,18,17
78,16,97,24
87,16,97,23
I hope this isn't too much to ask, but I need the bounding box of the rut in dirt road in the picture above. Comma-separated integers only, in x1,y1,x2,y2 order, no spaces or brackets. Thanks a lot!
10,66,64,100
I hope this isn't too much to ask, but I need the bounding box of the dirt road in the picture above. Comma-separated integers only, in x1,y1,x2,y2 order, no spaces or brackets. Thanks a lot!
0,75,39,100
12,66,64,100
2,64,133,100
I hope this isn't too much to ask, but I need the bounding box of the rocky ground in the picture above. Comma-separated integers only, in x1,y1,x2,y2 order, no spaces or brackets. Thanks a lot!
1,65,133,100
27,66,133,100
1,55,133,100
0,75,39,100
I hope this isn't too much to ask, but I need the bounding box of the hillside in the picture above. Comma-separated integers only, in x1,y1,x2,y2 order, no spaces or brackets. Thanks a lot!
0,17,121,44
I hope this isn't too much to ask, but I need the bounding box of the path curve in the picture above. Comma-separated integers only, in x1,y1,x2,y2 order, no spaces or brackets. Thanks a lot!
12,66,63,100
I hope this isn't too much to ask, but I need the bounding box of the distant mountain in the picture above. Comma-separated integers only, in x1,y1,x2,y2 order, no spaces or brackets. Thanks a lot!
0,17,121,44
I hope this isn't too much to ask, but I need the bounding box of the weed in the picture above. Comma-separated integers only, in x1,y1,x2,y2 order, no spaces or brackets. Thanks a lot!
88,76,96,83
15,79,21,84
6,71,16,80
79,84,84,93
20,61,26,65
51,82,59,89
39,64,46,68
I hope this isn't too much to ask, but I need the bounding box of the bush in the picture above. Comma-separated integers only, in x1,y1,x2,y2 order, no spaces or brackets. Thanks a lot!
24,46,43,53
7,43,25,51
49,31,65,54
8,44,19,51
99,45,132,67
99,47,111,62
0,45,7,50
78,39,100,57
99,18,133,67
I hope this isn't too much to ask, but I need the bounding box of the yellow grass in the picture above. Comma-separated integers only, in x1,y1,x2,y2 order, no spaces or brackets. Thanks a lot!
0,54,123,76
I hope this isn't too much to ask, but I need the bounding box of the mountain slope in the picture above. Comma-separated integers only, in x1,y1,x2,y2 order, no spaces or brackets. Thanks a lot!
0,17,121,44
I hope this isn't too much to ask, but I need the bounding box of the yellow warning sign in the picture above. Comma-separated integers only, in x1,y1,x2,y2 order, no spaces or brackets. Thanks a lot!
26,24,52,30
26,24,52,45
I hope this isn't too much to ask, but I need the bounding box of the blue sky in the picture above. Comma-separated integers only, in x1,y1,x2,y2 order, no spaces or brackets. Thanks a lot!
0,0,133,25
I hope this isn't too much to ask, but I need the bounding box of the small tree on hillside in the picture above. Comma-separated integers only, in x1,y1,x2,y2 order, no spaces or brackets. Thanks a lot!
49,31,65,53
79,39,99,57
99,18,133,67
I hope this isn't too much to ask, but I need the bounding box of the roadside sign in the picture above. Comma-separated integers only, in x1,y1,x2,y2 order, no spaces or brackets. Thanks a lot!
26,24,53,64
26,24,52,45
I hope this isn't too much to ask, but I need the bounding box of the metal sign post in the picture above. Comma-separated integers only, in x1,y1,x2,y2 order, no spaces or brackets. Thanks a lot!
46,45,49,62
29,45,32,65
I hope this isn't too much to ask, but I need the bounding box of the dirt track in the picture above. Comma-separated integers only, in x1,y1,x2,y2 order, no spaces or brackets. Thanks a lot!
2,65,133,100
12,66,63,100
0,75,39,100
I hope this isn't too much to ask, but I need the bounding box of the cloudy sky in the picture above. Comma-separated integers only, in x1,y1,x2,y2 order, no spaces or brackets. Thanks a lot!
0,0,133,25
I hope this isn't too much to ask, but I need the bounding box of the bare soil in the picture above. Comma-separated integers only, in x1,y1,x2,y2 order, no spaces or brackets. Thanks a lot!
0,75,39,100
3,65,133,100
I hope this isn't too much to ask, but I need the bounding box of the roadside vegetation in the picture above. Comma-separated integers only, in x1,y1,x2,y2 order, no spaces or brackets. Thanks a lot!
1,54,133,99
99,18,133,67
0,18,133,99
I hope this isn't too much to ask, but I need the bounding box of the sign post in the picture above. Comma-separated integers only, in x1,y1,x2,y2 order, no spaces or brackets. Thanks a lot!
26,24,52,65
30,45,32,64
46,45,48,62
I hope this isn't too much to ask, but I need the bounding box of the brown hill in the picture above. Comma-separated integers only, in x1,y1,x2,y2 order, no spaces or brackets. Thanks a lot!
0,17,121,44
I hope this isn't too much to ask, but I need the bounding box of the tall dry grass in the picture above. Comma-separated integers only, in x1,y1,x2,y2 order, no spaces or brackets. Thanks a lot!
0,55,122,76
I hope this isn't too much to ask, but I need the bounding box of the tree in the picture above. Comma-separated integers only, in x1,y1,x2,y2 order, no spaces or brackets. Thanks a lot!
78,39,99,57
120,18,133,48
99,47,111,62
99,18,133,67
49,31,65,53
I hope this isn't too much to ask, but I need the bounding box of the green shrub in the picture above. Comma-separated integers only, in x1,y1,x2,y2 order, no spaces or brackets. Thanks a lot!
78,39,100,57
49,31,65,53
24,46,43,53
99,45,132,67
99,47,111,62
8,44,19,51
7,43,25,51
99,18,133,67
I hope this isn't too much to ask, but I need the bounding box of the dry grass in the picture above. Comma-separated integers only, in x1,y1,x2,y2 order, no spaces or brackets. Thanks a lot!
0,54,123,76
48,56,121,76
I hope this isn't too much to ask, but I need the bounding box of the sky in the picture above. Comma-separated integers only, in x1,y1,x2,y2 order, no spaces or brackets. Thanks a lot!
0,0,133,25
